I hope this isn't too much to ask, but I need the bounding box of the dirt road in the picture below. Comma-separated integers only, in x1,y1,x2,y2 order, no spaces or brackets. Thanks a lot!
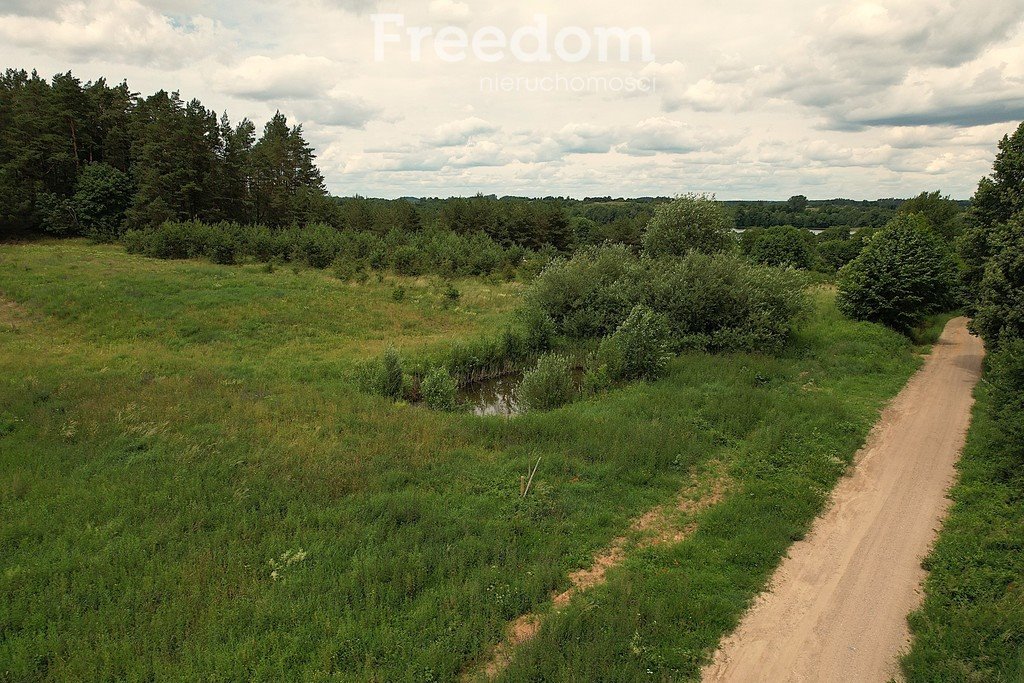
702,317,984,683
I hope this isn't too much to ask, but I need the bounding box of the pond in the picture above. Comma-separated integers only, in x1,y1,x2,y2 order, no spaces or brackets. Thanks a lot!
456,367,588,417
458,372,524,417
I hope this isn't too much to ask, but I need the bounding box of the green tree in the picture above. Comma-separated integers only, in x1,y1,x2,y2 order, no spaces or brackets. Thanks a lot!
642,193,734,257
740,225,818,269
971,216,1024,349
898,191,963,240
70,162,133,239
960,121,1024,307
250,112,326,227
837,214,956,332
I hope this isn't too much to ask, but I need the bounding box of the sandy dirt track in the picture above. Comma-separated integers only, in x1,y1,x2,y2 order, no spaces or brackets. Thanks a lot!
702,317,984,683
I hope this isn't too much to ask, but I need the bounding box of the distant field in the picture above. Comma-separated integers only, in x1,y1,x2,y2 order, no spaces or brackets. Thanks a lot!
2,241,928,681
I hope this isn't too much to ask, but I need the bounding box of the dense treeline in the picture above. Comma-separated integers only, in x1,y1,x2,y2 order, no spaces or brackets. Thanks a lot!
0,69,330,238
731,196,901,229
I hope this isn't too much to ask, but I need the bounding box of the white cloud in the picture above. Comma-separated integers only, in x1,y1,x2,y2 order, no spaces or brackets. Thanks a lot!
214,54,344,101
426,117,499,146
0,0,230,67
4,0,1022,199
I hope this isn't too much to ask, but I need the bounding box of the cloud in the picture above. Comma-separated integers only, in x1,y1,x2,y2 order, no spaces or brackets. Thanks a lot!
426,117,499,146
552,124,616,154
618,118,736,156
292,93,381,128
0,0,230,67
214,54,344,101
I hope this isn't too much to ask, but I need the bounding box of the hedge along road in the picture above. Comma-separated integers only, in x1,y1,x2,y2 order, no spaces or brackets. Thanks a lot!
702,317,984,683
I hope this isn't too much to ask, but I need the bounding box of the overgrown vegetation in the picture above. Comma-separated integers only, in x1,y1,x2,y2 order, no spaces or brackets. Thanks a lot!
0,243,926,681
517,354,579,412
527,245,807,354
904,119,1024,680
123,220,532,278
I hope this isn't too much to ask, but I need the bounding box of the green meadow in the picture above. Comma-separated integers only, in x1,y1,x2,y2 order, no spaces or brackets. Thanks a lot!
2,240,930,681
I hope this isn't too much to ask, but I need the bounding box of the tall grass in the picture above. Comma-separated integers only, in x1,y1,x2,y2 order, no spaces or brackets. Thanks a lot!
1,241,924,681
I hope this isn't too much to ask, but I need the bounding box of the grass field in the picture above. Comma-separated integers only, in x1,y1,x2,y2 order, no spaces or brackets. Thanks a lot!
902,380,1024,682
2,240,930,681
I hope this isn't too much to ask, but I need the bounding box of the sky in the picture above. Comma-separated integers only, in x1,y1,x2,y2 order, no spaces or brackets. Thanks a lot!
2,0,1023,200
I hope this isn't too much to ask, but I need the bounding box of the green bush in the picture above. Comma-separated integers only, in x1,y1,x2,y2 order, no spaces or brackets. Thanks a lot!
640,252,807,353
420,366,458,411
517,354,578,412
596,304,672,382
206,230,239,265
526,244,641,338
642,193,735,257
122,229,149,255
837,214,956,332
527,247,807,354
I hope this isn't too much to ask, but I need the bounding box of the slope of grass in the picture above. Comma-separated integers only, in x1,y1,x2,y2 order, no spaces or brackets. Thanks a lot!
2,242,924,681
902,382,1024,682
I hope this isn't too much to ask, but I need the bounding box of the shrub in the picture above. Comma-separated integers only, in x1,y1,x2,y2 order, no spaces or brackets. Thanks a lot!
391,245,421,275
526,244,641,338
526,247,807,354
295,223,342,268
597,304,672,382
517,307,555,354
517,354,577,412
420,366,458,411
640,252,807,353
837,214,957,332
580,363,612,395
642,193,735,258
122,229,149,255
332,255,366,282
206,229,239,265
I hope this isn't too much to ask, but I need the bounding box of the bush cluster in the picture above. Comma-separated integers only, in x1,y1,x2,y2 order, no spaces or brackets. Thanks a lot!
517,355,578,412
527,245,807,353
123,221,532,279
420,367,458,411
596,304,672,382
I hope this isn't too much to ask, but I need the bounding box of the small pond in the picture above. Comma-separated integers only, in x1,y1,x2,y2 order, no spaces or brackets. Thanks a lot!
458,372,524,417
456,367,588,417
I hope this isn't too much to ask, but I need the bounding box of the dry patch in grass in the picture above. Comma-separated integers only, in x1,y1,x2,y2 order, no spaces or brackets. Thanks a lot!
0,294,30,330
466,461,732,681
